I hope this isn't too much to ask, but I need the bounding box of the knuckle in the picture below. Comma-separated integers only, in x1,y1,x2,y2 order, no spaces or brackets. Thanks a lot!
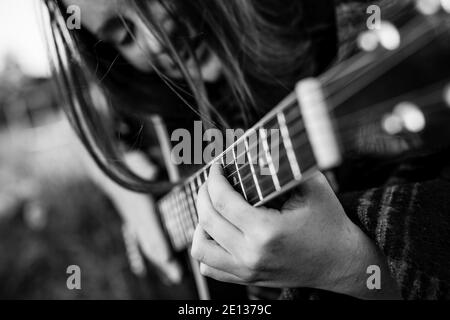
212,198,226,213
196,185,207,208
253,225,279,248
190,242,205,262
207,181,227,213
316,171,328,184
242,251,264,271
197,210,210,229
199,263,211,277
241,271,258,283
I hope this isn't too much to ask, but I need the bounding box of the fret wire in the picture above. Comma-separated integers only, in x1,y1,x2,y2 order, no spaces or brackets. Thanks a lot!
189,183,199,226
200,171,205,184
226,125,307,180
228,126,287,181
222,107,304,172
176,194,188,248
190,180,198,202
232,150,315,199
173,194,183,245
172,194,185,248
175,193,186,243
167,194,180,249
164,199,175,247
160,201,174,246
196,175,202,190
223,122,305,175
168,200,179,247
235,140,254,194
244,137,263,201
181,190,194,240
178,190,192,243
182,192,193,243
259,129,281,191
238,167,259,185
232,147,248,200
278,112,302,180
231,155,292,193
184,188,196,235
230,130,310,191
186,184,198,225
163,201,177,248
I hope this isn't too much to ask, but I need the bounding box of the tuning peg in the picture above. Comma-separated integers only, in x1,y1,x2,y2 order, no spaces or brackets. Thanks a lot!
357,30,379,52
442,0,450,13
377,22,401,50
395,102,426,133
416,0,441,15
382,102,426,135
357,21,401,52
382,113,404,135
444,85,450,106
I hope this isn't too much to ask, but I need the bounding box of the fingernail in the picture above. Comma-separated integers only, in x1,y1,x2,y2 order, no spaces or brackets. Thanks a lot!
211,162,223,174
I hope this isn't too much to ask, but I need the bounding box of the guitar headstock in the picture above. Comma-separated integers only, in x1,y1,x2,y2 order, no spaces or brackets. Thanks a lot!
326,0,450,159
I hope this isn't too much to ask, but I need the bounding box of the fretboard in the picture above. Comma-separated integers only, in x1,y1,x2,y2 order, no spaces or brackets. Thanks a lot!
157,93,318,251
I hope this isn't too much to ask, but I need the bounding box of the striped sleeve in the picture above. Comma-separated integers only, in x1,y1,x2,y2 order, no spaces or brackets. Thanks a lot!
339,179,450,299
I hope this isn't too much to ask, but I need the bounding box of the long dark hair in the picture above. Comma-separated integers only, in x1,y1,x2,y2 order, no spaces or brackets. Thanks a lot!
41,0,360,193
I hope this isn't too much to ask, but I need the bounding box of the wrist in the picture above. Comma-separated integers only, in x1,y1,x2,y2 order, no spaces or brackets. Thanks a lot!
322,222,402,299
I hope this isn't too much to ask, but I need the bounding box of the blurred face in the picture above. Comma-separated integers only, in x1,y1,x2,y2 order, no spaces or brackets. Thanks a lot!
63,0,222,81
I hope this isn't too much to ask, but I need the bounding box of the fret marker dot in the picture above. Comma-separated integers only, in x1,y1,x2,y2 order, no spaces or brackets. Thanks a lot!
357,31,379,52
377,22,401,51
394,102,426,133
417,0,441,15
444,85,450,106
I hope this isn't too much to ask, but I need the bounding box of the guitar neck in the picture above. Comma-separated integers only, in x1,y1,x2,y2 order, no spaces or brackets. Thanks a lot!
157,93,319,251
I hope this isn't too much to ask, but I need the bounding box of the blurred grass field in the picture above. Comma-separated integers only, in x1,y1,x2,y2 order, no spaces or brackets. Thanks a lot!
0,117,176,299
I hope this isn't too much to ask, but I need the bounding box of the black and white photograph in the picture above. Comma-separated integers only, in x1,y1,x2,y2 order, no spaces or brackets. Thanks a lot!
0,0,449,306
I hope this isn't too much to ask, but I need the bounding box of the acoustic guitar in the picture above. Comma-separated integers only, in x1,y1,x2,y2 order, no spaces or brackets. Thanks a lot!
43,0,450,299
